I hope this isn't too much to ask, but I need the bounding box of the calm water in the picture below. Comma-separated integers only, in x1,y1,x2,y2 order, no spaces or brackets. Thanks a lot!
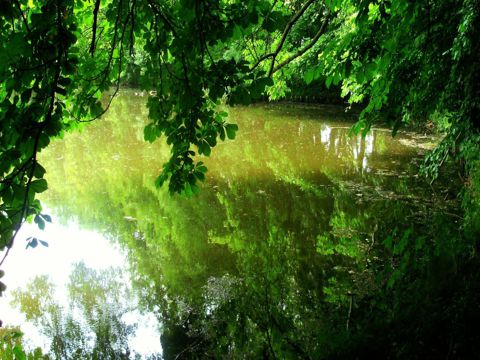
1,91,454,358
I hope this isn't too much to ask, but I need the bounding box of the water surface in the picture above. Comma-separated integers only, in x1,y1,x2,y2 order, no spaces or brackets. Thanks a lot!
1,91,454,358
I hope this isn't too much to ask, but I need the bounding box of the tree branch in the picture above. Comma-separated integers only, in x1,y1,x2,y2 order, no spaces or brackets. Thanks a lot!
267,0,317,76
77,0,132,123
146,0,178,36
89,0,101,56
14,0,30,33
249,0,318,73
250,52,275,71
129,0,137,56
273,11,329,74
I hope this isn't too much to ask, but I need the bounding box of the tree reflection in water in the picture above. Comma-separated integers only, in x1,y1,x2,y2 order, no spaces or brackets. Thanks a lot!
11,95,461,358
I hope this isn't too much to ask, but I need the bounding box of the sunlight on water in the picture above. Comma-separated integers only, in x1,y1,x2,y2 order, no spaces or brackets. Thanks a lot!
0,209,162,356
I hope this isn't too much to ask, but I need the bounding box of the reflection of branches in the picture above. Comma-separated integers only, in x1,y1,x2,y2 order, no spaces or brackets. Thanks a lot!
262,272,311,360
263,280,278,360
346,292,354,331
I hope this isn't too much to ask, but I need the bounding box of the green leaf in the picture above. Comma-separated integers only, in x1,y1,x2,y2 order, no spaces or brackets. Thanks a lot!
195,171,205,181
219,127,226,141
197,164,208,173
144,123,160,142
13,345,26,360
365,62,377,80
332,71,341,86
40,213,52,223
250,77,274,99
89,101,103,116
232,25,243,40
33,163,46,178
38,133,50,149
225,124,238,140
349,119,366,135
30,179,48,193
183,182,193,197
304,68,316,85
39,240,49,247
26,237,38,249
202,141,212,156
356,69,365,84
155,172,168,188
325,76,333,88
34,215,45,230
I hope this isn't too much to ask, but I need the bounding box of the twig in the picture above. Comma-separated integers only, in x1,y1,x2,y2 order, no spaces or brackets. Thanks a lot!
249,0,319,73
89,0,101,55
146,0,178,36
267,0,317,76
14,0,30,33
76,0,128,122
273,10,329,74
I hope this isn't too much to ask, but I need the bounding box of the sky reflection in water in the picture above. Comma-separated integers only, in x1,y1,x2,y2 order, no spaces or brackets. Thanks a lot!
1,212,162,356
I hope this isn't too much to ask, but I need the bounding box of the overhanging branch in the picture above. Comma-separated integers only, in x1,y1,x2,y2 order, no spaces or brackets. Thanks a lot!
267,0,317,76
89,0,101,56
273,11,329,74
249,0,320,74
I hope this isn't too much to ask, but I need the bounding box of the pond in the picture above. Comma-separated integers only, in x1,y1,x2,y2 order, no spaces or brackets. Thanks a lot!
0,90,457,358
